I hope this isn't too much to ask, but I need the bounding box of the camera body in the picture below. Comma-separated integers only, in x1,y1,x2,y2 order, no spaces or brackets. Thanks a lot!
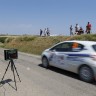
4,49,18,60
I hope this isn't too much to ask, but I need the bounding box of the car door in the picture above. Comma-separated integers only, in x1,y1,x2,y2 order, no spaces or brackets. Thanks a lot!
66,42,85,72
49,42,72,70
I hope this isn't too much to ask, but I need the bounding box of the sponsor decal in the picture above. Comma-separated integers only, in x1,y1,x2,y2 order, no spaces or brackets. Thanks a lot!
67,54,90,57
66,54,89,61
67,56,84,62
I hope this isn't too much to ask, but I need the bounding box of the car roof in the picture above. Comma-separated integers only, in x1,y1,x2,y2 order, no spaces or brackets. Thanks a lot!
60,40,96,45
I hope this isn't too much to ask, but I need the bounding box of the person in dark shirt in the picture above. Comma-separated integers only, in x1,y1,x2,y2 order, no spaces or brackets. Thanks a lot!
78,27,84,35
86,22,92,34
70,25,73,36
40,29,43,36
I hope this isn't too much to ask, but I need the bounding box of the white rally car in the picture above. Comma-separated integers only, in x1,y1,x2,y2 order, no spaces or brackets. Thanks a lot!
41,40,96,82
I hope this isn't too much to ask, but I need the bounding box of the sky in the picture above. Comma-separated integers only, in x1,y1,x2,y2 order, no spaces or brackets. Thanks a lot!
0,0,96,35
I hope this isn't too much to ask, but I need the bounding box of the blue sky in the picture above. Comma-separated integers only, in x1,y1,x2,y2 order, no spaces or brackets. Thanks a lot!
0,0,96,35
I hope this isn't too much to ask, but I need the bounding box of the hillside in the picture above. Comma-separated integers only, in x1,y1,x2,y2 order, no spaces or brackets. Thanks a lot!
0,34,96,55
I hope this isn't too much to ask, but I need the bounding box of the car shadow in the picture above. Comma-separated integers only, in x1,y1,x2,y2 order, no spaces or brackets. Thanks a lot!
38,64,96,85
39,64,79,80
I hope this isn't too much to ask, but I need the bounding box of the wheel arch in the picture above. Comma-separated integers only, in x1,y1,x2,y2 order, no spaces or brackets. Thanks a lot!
42,55,48,61
42,55,50,68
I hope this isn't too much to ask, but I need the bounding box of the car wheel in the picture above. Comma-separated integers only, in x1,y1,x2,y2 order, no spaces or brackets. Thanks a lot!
79,66,94,82
42,57,49,68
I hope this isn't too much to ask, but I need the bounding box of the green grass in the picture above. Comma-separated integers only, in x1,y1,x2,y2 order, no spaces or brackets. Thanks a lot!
0,34,96,55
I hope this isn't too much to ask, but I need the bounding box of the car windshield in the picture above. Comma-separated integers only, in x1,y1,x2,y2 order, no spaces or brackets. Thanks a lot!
92,44,96,52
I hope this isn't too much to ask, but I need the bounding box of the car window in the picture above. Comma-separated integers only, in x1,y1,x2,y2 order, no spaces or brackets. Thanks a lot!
92,44,96,52
50,42,73,52
72,42,84,52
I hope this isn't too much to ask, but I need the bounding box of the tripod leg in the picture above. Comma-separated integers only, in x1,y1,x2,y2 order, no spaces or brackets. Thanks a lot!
12,65,17,91
13,64,21,82
1,61,10,81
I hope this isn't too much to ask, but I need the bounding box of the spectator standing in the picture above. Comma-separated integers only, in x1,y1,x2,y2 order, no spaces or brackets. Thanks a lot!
86,22,92,34
46,28,50,36
40,29,43,36
70,25,73,36
44,28,46,36
75,24,79,35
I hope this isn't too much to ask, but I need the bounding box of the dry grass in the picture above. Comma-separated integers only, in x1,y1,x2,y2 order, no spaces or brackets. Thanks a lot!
2,34,96,55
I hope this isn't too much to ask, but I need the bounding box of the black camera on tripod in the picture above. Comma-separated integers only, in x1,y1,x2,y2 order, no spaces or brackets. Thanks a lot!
1,49,21,90
4,49,18,60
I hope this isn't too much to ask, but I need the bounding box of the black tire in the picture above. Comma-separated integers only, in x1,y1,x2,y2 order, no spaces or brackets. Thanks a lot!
79,65,94,83
42,57,49,68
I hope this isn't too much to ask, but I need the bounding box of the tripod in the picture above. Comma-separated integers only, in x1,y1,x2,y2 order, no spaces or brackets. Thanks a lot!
1,58,21,91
